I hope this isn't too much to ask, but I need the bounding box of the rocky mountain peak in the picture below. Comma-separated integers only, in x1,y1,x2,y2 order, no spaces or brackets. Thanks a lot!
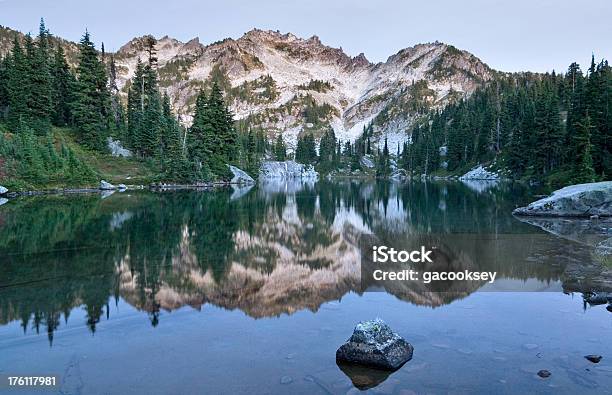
0,25,496,151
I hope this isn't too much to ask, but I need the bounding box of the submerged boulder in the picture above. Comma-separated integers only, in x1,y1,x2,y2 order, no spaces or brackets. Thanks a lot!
100,180,117,190
228,165,255,185
336,318,413,370
0,185,7,195
513,182,612,217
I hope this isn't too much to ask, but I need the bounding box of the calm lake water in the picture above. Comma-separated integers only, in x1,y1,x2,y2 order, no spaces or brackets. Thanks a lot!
1,180,611,394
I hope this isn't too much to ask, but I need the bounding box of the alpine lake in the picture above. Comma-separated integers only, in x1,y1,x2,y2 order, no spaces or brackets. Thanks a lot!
1,179,611,394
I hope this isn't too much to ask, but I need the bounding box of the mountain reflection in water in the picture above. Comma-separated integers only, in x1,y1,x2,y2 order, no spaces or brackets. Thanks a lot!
0,180,608,345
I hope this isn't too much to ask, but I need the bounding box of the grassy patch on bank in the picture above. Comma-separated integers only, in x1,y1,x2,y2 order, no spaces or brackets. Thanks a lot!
0,125,159,191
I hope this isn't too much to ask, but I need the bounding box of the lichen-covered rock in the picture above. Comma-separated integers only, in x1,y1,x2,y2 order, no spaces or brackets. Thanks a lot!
259,161,318,180
0,185,8,195
100,180,117,190
513,182,612,217
336,318,413,370
228,165,255,185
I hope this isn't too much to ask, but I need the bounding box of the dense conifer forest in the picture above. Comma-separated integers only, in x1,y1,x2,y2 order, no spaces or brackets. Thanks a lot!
400,60,611,186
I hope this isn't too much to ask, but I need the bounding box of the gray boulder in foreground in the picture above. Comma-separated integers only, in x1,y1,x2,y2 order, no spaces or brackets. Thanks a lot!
336,318,413,370
513,181,612,217
228,165,255,185
99,180,117,190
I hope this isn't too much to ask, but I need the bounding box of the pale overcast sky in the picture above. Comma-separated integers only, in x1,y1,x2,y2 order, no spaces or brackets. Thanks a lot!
1,0,610,72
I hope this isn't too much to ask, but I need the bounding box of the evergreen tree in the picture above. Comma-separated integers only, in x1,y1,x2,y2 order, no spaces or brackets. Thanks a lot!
572,113,597,182
274,133,286,160
50,44,75,126
28,18,53,134
72,30,110,150
295,133,317,164
188,82,236,179
6,36,30,129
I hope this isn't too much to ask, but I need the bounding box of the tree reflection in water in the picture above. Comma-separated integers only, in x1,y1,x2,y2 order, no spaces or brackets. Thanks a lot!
0,180,604,344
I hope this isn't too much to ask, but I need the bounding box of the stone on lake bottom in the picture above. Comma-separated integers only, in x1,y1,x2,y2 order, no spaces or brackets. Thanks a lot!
279,376,293,385
336,318,413,371
585,355,602,363
537,370,551,378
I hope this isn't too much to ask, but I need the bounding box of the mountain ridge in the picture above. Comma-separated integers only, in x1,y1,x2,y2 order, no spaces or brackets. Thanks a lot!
0,25,495,150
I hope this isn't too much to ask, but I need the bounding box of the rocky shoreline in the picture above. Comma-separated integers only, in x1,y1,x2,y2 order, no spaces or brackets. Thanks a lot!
0,165,260,202
514,181,612,218
0,180,247,200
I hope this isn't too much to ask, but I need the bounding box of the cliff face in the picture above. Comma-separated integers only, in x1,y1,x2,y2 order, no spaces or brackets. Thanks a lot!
112,30,493,149
0,26,494,150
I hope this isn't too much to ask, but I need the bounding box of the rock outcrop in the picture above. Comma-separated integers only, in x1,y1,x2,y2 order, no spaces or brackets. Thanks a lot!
0,185,7,195
460,165,500,181
259,161,318,180
99,180,117,190
336,318,413,370
513,182,612,217
228,165,255,185
107,137,132,157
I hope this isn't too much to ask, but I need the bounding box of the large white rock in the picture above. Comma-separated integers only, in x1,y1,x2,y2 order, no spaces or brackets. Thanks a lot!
0,198,8,206
228,165,255,185
514,182,612,217
259,161,318,180
107,137,132,157
100,180,117,190
0,185,7,195
460,165,500,181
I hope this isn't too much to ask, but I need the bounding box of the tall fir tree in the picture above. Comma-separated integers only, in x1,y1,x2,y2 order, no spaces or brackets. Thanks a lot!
51,44,75,126
72,30,110,150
